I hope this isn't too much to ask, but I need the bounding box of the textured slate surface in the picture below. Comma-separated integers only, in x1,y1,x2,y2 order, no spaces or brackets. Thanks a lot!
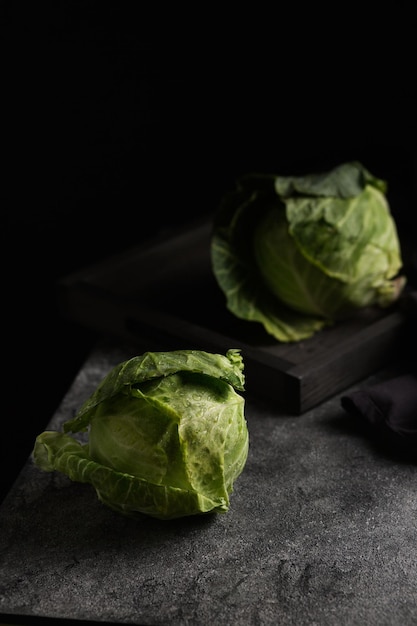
1,339,416,626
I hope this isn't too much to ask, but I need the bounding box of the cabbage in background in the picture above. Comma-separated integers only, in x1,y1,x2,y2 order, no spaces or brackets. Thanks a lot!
211,161,406,342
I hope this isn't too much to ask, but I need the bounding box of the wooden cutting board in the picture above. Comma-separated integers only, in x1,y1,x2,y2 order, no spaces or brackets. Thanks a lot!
57,219,414,414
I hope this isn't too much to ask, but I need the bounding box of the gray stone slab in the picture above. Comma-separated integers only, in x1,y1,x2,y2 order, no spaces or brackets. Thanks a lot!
1,339,416,625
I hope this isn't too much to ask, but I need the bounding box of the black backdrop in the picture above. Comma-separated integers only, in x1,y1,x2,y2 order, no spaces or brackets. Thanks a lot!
4,3,416,500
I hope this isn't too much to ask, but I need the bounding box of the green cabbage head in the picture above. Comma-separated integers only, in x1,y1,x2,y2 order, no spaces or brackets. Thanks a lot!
211,161,406,342
33,349,248,520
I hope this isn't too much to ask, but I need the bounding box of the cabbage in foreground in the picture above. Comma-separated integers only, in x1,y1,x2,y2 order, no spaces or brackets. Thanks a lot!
211,161,406,342
33,349,248,520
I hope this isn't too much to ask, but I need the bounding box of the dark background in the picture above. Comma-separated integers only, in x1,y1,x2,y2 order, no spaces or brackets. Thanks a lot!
4,4,416,501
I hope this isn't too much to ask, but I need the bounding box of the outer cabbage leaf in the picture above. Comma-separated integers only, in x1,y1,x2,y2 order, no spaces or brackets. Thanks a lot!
65,348,245,433
34,432,225,519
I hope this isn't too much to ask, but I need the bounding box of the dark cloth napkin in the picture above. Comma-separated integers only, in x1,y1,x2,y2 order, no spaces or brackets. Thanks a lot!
341,292,417,460
341,373,417,437
341,287,417,458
